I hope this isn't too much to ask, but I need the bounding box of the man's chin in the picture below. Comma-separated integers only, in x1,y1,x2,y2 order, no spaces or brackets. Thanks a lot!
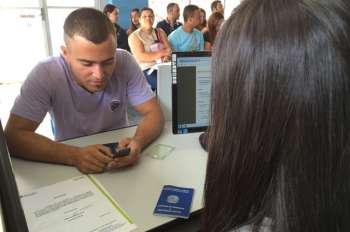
86,84,106,93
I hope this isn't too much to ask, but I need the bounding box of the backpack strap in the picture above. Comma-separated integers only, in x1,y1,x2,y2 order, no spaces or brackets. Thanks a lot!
155,28,162,43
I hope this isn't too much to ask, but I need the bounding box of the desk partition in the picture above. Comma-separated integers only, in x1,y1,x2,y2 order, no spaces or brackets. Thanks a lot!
157,63,172,122
12,122,207,231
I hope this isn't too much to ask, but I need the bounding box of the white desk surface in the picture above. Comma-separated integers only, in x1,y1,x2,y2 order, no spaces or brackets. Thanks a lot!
12,122,207,231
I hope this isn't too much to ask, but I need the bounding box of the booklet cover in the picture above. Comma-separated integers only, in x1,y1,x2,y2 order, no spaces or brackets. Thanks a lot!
153,185,194,219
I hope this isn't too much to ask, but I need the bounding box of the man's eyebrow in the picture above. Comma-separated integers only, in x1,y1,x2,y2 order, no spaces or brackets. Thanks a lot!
77,57,115,64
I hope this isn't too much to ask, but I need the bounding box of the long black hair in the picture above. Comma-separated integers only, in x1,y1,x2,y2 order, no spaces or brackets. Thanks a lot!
203,0,350,231
128,8,140,33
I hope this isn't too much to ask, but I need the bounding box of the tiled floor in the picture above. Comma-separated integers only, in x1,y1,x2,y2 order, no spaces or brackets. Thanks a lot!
0,83,140,140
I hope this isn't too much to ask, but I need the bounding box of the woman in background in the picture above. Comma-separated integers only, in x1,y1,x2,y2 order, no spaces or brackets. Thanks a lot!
203,12,224,50
196,8,207,32
128,7,171,91
103,4,130,51
203,0,350,231
127,8,140,36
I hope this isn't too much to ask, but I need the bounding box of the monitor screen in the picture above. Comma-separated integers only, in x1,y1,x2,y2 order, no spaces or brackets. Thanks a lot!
171,51,212,134
0,120,29,232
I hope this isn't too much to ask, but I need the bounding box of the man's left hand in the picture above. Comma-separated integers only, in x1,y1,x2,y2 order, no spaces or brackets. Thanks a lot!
105,137,142,170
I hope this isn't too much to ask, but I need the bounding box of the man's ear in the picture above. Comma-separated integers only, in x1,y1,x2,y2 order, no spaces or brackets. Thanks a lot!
60,45,69,59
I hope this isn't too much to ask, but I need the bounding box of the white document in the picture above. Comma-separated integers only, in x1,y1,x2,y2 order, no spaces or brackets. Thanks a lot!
20,175,137,232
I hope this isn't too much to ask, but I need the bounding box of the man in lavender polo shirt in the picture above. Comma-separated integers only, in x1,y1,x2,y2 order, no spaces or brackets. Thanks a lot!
4,8,164,174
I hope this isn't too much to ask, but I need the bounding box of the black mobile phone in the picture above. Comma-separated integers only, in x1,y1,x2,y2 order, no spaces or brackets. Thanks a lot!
103,143,130,158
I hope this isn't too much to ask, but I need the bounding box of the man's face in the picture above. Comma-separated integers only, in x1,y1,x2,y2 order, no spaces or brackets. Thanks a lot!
190,9,201,27
171,5,180,21
61,34,116,93
108,8,119,24
216,2,224,15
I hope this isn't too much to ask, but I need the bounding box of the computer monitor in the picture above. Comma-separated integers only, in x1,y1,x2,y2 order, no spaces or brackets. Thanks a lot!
0,120,29,232
171,51,212,134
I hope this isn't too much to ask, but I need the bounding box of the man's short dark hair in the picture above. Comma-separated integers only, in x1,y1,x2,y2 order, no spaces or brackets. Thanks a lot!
211,0,222,11
167,3,178,14
103,4,117,15
183,4,199,22
140,7,154,16
131,8,140,14
63,7,115,45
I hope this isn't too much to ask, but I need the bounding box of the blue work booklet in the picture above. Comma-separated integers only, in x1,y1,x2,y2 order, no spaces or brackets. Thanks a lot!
153,185,194,219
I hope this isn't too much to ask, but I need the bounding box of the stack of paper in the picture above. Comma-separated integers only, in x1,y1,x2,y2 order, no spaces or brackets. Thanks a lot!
20,175,136,232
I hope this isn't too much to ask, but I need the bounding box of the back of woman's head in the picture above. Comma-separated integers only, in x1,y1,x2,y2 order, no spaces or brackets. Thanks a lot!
203,0,350,231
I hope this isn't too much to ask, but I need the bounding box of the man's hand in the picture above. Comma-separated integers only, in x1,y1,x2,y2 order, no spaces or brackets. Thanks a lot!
106,137,142,170
104,97,164,171
73,145,113,174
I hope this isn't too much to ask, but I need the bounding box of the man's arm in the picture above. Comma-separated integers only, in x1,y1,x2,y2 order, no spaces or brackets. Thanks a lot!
4,114,113,173
131,96,165,149
168,32,178,52
107,97,164,169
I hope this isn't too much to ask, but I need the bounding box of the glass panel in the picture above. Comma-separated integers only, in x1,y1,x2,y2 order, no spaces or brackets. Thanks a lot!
224,0,241,18
0,8,47,83
46,0,94,7
0,0,39,8
190,0,211,21
47,8,76,55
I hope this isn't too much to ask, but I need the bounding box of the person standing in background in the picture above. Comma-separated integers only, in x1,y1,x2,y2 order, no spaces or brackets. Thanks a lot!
127,8,141,36
156,3,182,36
204,12,224,50
196,8,208,32
211,0,224,15
168,5,204,52
103,4,130,52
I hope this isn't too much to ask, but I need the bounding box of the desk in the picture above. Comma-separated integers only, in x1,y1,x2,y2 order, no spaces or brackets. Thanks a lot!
12,122,207,231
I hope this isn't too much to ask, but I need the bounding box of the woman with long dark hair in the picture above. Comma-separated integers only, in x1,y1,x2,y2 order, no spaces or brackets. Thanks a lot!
203,0,350,231
196,8,207,32
127,8,140,36
103,4,130,51
203,12,224,50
